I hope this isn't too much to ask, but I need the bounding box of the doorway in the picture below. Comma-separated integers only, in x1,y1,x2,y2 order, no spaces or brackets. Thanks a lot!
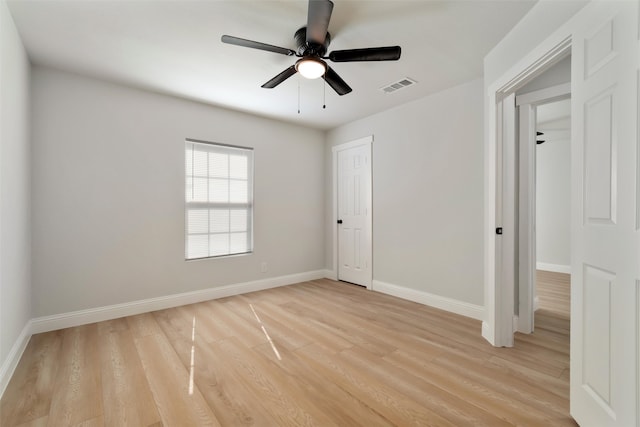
486,2,639,424
533,98,572,321
332,136,372,288
515,76,571,334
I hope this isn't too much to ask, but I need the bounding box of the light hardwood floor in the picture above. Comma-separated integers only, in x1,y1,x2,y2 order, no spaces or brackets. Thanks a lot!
1,276,574,426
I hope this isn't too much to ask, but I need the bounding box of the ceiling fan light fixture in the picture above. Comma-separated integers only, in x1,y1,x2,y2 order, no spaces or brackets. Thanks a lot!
296,57,327,79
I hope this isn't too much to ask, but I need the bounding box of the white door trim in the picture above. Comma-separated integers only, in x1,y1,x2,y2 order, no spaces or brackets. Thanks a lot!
516,82,571,106
331,135,373,289
515,83,571,334
484,34,572,347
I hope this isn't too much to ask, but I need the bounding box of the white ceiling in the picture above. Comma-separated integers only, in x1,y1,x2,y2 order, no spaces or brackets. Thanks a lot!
7,0,536,130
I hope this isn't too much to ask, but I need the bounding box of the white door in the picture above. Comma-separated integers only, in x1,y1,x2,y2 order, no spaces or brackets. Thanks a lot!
335,139,372,287
570,1,638,425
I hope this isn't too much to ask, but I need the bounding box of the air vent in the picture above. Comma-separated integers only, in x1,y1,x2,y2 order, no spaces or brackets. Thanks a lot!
380,77,417,94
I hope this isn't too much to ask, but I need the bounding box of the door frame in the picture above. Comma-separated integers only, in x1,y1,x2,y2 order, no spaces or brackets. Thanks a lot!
331,135,373,289
484,34,572,347
515,82,571,334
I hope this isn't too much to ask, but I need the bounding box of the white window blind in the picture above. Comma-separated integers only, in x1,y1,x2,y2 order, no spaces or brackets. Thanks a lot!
185,139,253,260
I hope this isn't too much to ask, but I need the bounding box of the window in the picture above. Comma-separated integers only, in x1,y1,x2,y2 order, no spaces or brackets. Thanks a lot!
185,139,253,260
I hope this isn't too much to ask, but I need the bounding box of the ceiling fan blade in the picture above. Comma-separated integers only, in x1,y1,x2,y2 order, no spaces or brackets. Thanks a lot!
261,66,298,89
221,35,295,56
329,46,402,62
323,66,352,96
306,0,334,45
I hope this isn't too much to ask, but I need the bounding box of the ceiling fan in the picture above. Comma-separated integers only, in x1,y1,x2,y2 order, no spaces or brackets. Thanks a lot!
221,0,402,96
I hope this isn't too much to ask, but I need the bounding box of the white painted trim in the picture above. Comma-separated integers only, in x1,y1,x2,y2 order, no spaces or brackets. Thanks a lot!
499,92,517,347
0,321,32,399
30,270,325,334
492,36,572,95
513,315,520,332
323,269,337,281
482,321,494,343
534,296,540,312
536,262,571,274
331,135,373,290
485,33,573,347
515,78,571,338
331,135,373,153
372,280,484,321
516,82,571,106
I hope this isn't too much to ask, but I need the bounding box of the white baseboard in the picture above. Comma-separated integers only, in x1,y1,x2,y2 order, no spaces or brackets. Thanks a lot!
322,269,337,281
534,296,540,312
30,270,326,334
536,262,571,274
371,280,484,321
0,320,32,399
481,321,495,345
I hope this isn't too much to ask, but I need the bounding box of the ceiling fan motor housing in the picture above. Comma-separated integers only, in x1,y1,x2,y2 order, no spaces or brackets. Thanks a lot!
295,27,331,56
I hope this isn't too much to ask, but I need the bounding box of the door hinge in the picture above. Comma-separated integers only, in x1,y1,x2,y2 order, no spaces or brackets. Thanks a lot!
496,227,503,235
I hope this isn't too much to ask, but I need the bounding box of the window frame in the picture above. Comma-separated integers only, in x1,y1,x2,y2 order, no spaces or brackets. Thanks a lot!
184,138,254,261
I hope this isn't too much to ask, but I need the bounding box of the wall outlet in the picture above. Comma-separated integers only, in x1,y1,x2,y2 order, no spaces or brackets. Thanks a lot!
260,262,268,273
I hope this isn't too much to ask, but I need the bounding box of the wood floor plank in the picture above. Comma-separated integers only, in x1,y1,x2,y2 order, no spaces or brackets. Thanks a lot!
15,414,48,427
190,340,278,426
433,351,570,420
205,300,269,349
75,415,104,426
1,276,575,426
213,337,334,426
125,312,164,338
134,331,221,426
254,300,353,352
484,356,570,399
96,318,129,336
252,342,394,427
280,299,398,357
232,296,313,351
341,346,516,427
297,342,457,426
0,331,63,426
384,349,550,426
153,307,277,426
47,324,103,426
99,328,161,427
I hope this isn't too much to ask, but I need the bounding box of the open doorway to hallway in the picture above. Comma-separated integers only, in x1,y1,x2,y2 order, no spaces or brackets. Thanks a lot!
513,54,571,336
513,58,572,414
488,3,639,423
534,96,571,326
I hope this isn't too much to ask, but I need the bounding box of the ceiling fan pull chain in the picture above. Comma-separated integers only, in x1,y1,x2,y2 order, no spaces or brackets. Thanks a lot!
323,78,326,109
298,74,301,114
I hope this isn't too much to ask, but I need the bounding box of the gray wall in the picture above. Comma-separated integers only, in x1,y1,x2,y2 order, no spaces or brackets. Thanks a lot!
536,116,571,268
516,57,572,270
326,78,485,306
31,67,325,317
0,0,31,378
484,1,587,86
